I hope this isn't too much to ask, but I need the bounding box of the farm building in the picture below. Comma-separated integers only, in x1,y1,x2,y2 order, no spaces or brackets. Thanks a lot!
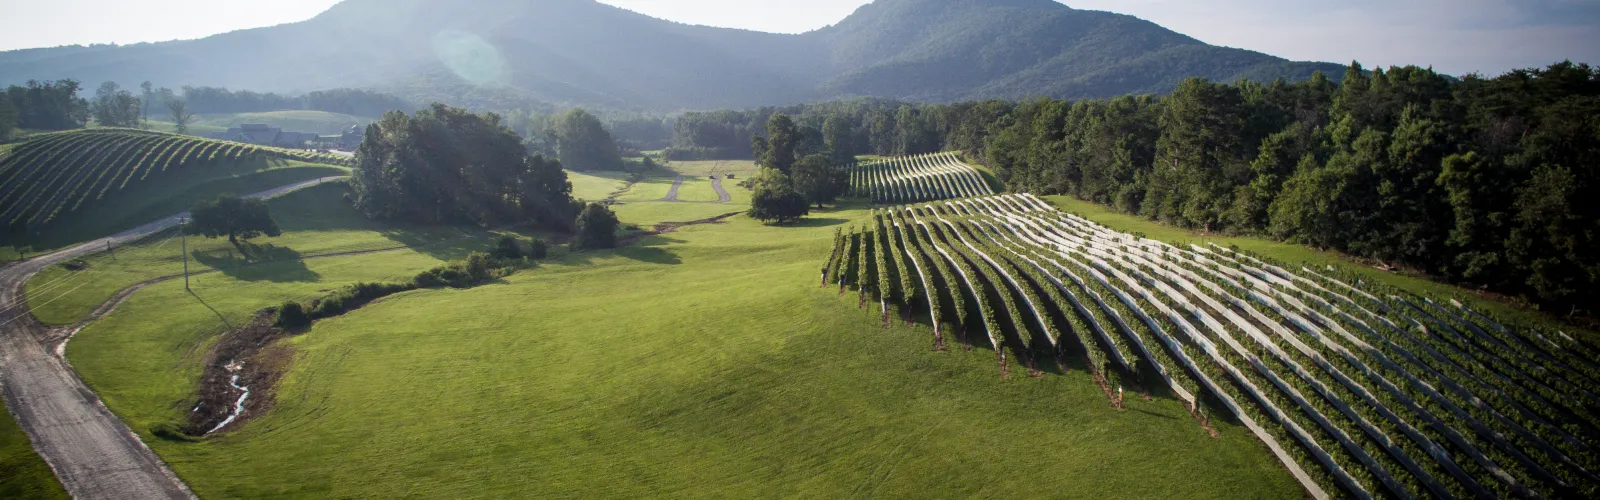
207,124,320,148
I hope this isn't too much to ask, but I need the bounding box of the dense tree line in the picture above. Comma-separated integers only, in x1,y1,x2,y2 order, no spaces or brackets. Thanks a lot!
180,86,414,116
3,80,89,131
680,62,1599,317
350,104,579,230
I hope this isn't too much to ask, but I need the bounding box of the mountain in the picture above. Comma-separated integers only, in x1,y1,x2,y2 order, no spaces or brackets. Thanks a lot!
0,0,1345,110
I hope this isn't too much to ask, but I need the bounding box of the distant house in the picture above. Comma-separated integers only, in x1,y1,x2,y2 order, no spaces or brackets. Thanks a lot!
208,124,319,148
338,124,365,149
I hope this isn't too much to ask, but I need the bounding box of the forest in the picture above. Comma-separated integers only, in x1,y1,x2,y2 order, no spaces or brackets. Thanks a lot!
672,61,1600,320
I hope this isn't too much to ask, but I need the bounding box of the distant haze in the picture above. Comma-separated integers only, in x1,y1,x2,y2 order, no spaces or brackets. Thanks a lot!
1,0,1595,76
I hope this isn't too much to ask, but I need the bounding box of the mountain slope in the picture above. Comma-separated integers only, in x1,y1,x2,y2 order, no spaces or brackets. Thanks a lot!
0,0,1344,109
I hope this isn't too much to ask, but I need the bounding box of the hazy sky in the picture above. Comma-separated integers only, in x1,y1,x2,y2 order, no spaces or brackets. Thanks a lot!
1,0,1595,76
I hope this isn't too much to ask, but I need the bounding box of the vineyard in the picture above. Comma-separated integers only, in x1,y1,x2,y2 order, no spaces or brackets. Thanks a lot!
0,128,350,231
824,157,1600,498
846,152,994,203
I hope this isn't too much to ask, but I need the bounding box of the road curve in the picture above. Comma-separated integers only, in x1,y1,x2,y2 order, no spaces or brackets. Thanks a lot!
0,176,344,500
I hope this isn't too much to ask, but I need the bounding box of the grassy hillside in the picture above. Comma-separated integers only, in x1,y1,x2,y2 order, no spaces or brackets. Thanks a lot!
565,170,631,202
46,180,1297,498
0,129,350,260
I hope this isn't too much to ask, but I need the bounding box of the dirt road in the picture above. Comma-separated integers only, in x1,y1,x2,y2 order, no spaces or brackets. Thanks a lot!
659,176,686,202
0,176,341,500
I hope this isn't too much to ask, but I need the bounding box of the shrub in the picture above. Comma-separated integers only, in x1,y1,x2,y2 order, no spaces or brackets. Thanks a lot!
275,301,310,329
573,203,620,250
306,281,415,320
495,234,522,259
527,238,549,260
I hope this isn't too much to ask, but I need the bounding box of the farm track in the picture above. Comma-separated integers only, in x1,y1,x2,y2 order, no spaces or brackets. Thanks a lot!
712,175,731,202
658,176,685,202
655,175,730,204
0,176,341,500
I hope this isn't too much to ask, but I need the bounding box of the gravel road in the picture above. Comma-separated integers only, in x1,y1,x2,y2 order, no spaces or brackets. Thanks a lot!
0,176,342,500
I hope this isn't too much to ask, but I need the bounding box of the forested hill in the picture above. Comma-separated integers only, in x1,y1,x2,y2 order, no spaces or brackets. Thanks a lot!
0,0,1343,110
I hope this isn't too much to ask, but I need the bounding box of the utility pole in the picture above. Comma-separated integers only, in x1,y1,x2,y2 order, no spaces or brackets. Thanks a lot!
178,218,190,290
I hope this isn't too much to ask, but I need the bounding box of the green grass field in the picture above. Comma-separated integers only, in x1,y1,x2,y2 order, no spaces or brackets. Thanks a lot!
1043,195,1598,340
0,406,68,500
60,184,1298,498
24,182,479,326
565,170,631,201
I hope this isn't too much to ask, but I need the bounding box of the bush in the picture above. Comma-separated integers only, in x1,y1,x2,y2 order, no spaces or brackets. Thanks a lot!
275,301,310,329
495,234,522,259
414,252,507,289
306,281,415,320
527,238,548,260
573,203,620,250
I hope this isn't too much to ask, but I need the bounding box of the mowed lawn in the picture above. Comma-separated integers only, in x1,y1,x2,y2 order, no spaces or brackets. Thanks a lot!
66,190,1299,498
1043,195,1599,340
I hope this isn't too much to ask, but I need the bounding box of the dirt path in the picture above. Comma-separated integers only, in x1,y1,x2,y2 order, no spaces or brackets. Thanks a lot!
0,176,340,500
653,175,730,205
658,176,685,202
711,175,731,203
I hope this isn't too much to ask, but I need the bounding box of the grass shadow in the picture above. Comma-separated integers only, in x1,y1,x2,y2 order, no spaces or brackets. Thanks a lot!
191,242,319,282
776,218,849,229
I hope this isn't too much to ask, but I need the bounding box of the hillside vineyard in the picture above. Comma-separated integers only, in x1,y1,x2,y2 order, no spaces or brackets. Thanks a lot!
823,156,1600,499
847,152,995,203
0,129,348,230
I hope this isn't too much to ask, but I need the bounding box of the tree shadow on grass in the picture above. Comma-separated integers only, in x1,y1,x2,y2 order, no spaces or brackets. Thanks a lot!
561,235,687,267
773,218,848,229
191,242,318,282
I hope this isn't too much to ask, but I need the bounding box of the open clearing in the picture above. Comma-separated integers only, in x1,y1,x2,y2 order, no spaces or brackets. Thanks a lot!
53,180,1298,498
565,170,632,202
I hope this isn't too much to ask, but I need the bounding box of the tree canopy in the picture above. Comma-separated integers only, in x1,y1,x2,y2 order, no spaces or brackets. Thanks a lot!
573,202,619,250
553,109,623,171
186,194,281,246
351,104,578,229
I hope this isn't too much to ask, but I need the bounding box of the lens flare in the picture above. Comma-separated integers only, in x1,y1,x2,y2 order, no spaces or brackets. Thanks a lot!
431,29,510,88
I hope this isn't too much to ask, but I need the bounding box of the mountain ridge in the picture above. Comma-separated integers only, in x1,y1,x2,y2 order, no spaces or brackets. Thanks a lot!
0,0,1346,110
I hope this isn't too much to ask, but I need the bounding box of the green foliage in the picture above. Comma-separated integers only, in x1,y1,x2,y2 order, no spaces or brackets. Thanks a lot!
91,81,142,128
790,153,848,208
3,79,89,131
554,109,624,171
274,301,310,329
526,237,548,260
748,180,809,224
495,234,522,259
186,193,281,246
0,96,17,141
350,104,576,228
573,202,619,250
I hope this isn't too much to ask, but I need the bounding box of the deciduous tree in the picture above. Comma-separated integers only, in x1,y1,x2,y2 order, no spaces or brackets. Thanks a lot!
186,194,282,248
